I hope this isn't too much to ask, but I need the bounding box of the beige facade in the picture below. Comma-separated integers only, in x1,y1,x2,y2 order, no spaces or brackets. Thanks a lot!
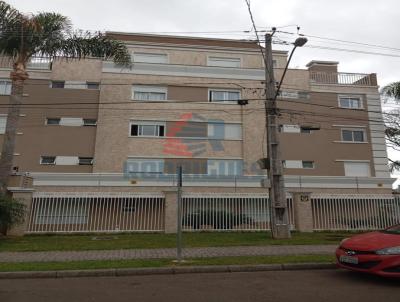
0,33,393,195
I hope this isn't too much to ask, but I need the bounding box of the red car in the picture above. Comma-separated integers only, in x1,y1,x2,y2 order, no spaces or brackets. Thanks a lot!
336,224,400,277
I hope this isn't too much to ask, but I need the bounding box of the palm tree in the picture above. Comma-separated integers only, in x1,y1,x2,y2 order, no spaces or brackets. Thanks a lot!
382,81,400,171
0,1,131,193
382,82,400,100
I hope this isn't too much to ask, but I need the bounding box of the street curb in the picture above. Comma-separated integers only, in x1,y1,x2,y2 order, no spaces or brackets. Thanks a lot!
0,263,337,279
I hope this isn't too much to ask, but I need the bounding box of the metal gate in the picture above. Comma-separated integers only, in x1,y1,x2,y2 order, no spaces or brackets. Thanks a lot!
181,194,295,231
27,194,165,233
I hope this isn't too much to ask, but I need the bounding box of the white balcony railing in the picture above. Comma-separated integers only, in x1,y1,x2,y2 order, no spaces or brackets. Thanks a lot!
310,71,376,86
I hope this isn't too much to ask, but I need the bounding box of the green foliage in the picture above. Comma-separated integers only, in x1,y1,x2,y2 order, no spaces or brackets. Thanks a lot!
381,81,400,100
0,195,26,234
0,1,131,66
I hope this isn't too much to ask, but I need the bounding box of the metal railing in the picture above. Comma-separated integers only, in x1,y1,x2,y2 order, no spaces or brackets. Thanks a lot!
310,72,374,86
181,194,295,231
27,194,165,233
312,195,400,231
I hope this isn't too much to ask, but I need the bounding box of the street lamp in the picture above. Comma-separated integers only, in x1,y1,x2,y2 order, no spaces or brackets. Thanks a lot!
274,37,308,100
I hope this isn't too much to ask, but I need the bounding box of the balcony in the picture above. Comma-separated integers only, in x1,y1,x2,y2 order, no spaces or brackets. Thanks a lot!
310,72,377,86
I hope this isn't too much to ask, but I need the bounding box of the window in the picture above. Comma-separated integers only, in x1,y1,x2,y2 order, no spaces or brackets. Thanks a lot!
40,156,56,165
78,157,93,165
130,122,165,137
132,52,168,64
283,160,314,169
344,162,370,177
86,82,100,90
209,89,240,103
339,96,363,109
51,81,65,88
83,119,97,126
280,125,300,133
46,118,61,125
132,85,167,101
208,123,242,139
207,57,241,68
125,159,164,174
341,129,366,142
302,161,315,169
0,80,12,95
207,160,243,176
0,115,7,134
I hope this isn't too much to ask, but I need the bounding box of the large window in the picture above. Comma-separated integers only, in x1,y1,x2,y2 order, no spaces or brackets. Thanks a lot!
132,52,168,64
339,96,363,109
130,122,166,137
208,123,242,139
209,89,240,103
341,129,366,142
125,159,164,174
132,85,167,101
344,161,370,177
207,160,243,176
207,57,241,68
0,80,12,95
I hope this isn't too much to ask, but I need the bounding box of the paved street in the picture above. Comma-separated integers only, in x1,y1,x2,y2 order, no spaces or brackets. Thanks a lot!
0,269,399,302
0,245,336,262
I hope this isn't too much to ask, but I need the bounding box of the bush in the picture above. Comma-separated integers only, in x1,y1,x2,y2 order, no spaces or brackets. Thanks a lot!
0,195,26,235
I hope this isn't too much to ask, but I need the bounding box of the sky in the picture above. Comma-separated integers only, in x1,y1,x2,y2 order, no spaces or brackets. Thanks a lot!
6,0,400,186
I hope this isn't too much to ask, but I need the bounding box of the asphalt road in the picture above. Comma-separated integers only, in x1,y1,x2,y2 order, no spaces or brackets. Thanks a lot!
0,269,399,302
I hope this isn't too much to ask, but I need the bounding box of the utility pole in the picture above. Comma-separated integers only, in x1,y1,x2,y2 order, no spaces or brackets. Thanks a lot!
264,32,291,239
176,166,183,261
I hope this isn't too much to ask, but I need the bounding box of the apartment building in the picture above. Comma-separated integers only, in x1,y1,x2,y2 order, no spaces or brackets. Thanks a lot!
0,33,395,234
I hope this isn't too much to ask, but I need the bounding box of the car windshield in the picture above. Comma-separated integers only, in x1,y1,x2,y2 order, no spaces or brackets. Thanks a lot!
382,225,400,234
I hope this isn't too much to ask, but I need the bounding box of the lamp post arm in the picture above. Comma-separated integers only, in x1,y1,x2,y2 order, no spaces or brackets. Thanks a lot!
273,45,298,101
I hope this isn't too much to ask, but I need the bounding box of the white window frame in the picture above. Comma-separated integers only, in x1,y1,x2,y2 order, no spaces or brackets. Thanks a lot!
132,85,167,101
338,95,364,109
0,80,12,95
207,56,241,68
208,89,241,104
131,52,168,64
341,128,367,143
129,121,166,137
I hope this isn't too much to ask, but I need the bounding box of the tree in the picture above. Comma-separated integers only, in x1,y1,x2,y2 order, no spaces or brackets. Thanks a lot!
381,81,400,171
0,1,131,192
0,194,26,235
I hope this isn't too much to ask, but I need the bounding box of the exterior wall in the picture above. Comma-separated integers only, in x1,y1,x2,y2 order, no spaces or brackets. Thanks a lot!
0,34,393,195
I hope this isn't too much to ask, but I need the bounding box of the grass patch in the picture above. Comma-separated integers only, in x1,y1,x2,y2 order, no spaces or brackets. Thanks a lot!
0,231,357,252
0,254,335,272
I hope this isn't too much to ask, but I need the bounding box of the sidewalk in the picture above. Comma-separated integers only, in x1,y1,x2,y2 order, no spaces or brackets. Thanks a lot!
0,245,336,263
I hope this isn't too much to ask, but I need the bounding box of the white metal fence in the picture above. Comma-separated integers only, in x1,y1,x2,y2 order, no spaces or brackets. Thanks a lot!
312,195,400,231
181,194,295,231
27,194,165,233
